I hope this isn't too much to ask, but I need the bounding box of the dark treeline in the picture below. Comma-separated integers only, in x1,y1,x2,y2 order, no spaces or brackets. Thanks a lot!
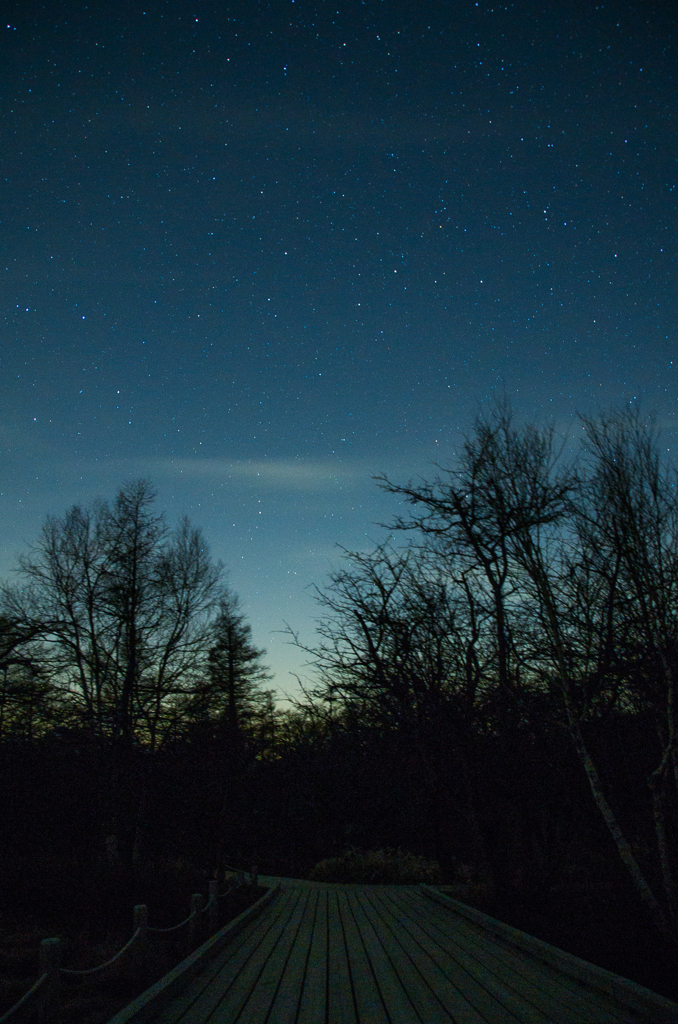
1,404,678,994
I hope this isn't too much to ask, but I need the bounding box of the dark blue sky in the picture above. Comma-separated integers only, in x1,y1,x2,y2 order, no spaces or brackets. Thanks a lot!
2,0,676,698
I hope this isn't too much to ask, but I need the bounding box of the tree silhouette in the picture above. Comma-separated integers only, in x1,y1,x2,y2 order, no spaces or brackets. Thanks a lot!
182,590,273,744
1,480,224,749
291,402,678,939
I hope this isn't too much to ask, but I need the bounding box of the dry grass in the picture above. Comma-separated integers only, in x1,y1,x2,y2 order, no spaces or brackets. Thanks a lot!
308,847,445,884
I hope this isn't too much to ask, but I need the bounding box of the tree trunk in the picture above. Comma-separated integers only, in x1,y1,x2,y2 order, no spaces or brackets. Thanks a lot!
568,714,673,940
649,765,678,926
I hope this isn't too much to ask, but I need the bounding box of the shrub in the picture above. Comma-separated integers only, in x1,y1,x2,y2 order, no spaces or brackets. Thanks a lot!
308,847,444,884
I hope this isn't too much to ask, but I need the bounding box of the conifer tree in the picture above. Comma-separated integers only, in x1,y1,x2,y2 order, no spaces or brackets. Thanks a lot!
201,591,273,739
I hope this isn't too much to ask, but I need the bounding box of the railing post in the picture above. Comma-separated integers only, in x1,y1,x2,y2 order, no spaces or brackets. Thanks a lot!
133,903,149,959
251,864,258,887
189,893,202,950
134,903,149,969
133,903,149,937
208,879,219,935
38,937,61,1023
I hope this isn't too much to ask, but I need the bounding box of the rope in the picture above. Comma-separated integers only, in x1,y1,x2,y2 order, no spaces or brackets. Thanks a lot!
0,862,258,1020
148,909,197,935
0,972,49,1023
60,927,143,977
152,883,239,930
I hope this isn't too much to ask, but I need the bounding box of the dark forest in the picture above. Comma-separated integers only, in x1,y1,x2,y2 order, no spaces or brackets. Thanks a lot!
2,403,678,1002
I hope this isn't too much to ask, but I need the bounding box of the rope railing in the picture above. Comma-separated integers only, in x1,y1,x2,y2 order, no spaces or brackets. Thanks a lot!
0,973,51,1024
0,864,259,1024
59,926,145,978
149,912,197,934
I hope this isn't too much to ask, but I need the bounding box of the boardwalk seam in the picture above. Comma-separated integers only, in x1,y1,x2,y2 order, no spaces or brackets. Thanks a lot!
235,889,308,1023
384,889,526,1024
293,890,319,1024
355,889,428,1023
365,887,457,1023
259,890,315,1024
348,890,390,1022
397,889,613,1021
107,879,678,1023
335,891,361,1024
324,893,330,1024
390,889,578,1024
421,885,678,1023
168,889,299,1023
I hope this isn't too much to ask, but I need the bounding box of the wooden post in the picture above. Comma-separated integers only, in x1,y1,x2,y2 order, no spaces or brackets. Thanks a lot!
38,937,61,1023
208,879,219,935
189,893,202,949
133,903,149,959
133,904,149,937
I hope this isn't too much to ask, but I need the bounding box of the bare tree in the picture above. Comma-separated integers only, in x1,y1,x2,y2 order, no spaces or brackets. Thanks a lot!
0,659,54,741
378,402,676,939
1,480,224,749
576,408,678,927
374,404,566,700
288,540,494,867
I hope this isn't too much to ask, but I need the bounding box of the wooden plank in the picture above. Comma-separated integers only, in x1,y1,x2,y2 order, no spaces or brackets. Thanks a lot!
218,887,310,1022
336,890,389,1024
399,890,644,1023
139,879,653,1024
422,886,678,1024
390,890,641,1024
394,890,607,1023
365,889,507,1024
374,888,533,1024
388,889,564,1024
263,888,319,1024
326,890,358,1024
296,886,329,1024
154,889,297,1023
158,888,304,1024
390,891,576,1023
345,889,422,1022
356,888,456,1024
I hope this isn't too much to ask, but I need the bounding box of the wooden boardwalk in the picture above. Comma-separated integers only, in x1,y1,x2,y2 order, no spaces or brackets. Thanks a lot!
147,878,678,1024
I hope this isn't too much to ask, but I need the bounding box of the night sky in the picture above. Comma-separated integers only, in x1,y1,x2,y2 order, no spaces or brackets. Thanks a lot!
2,0,676,699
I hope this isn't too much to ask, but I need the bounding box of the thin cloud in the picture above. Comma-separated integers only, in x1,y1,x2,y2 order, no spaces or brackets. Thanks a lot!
152,457,363,490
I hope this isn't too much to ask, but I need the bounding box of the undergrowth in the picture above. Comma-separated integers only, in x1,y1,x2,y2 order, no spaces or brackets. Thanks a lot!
308,847,444,884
